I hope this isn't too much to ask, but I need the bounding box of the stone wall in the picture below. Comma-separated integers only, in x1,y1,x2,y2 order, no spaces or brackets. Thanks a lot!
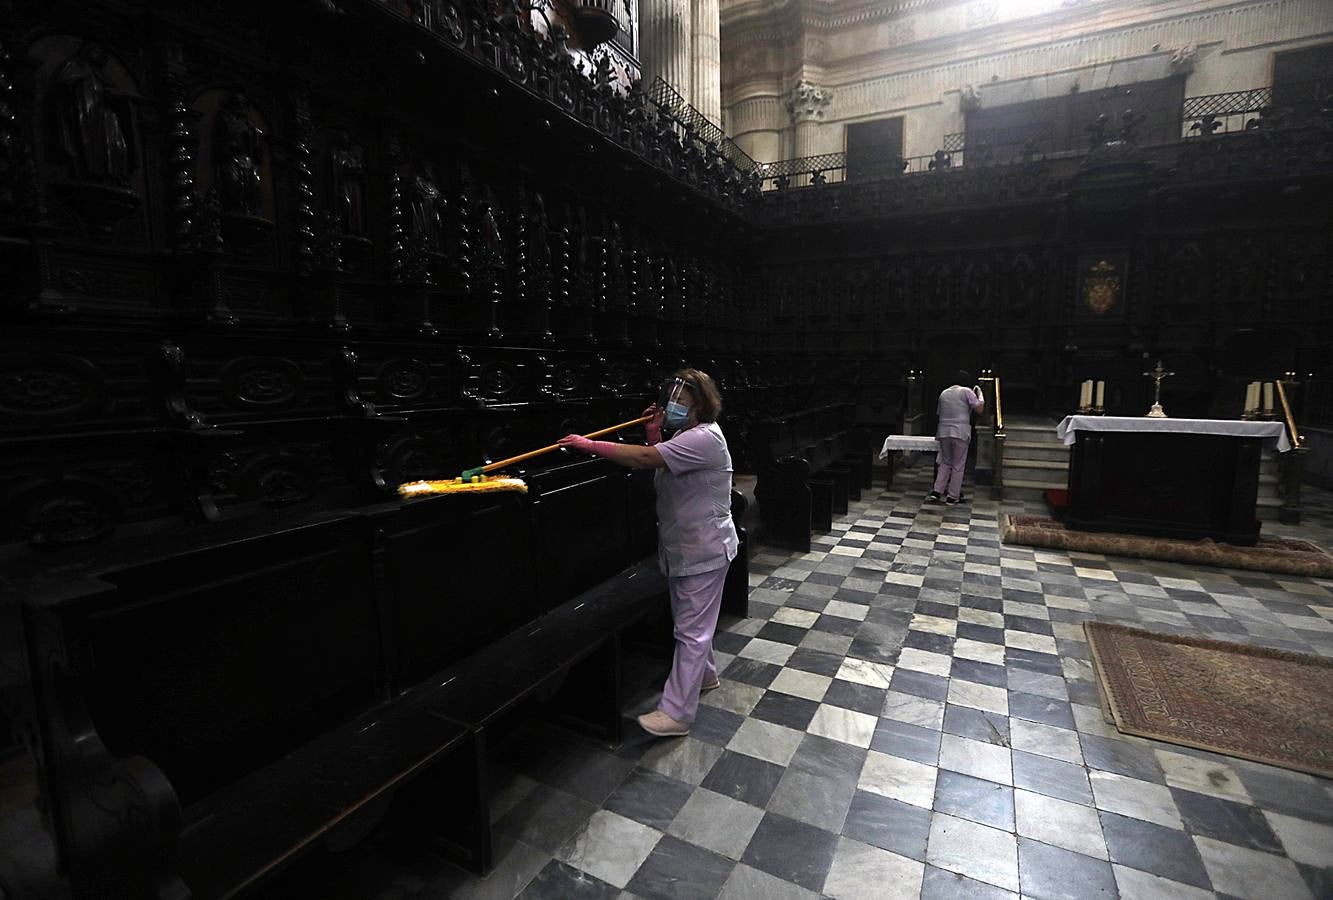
721,0,1333,162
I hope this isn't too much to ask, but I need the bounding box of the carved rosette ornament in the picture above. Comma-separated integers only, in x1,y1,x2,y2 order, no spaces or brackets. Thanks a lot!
785,80,831,124
1168,44,1197,76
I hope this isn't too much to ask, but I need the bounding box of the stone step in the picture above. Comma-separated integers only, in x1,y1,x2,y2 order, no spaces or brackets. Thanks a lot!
1006,458,1069,473
1004,441,1070,462
1004,476,1067,492
1003,425,1063,445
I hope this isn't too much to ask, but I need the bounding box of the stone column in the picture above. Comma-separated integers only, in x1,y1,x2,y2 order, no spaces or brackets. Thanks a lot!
640,0,692,103
690,0,721,124
786,80,831,183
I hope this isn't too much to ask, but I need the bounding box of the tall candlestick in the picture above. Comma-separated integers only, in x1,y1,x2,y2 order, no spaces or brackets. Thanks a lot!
1094,381,1105,408
1262,382,1274,414
1079,381,1092,409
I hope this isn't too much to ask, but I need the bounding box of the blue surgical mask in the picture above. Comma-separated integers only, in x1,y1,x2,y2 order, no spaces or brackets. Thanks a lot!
664,401,690,431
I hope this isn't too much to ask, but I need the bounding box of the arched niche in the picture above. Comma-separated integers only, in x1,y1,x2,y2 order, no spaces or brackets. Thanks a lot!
192,87,276,246
27,35,145,235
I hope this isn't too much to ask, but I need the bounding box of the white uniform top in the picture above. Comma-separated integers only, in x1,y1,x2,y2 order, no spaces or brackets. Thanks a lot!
653,422,740,577
936,384,982,441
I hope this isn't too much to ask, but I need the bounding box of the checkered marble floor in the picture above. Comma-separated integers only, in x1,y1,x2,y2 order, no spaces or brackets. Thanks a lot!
319,467,1333,899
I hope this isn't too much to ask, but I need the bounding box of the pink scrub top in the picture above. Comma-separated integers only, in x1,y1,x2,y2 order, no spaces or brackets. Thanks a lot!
653,421,740,577
936,384,983,440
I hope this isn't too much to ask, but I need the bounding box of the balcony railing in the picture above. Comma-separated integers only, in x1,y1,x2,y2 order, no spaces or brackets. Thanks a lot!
646,77,756,173
752,80,1332,191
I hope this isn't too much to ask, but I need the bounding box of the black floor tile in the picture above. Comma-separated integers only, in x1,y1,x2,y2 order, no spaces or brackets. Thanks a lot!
1011,750,1093,806
624,834,735,900
1065,679,1103,707
961,594,1004,612
787,593,830,613
1297,861,1333,900
751,691,820,731
722,657,781,689
841,789,932,861
519,860,620,899
785,647,845,678
835,588,878,605
788,733,868,784
690,704,745,748
878,582,922,600
871,718,943,766
956,622,1005,645
949,658,1008,688
889,667,950,701
757,621,810,646
934,769,1014,831
1007,691,1076,729
823,679,887,716
1079,734,1165,783
848,637,900,664
904,630,956,655
1236,765,1333,826
812,614,861,636
713,631,752,654
1098,809,1214,889
943,704,1010,747
1171,787,1283,853
740,812,841,893
915,600,959,620
1018,836,1117,899
1004,647,1064,677
1004,614,1055,636
602,768,695,831
700,750,785,809
921,864,1020,899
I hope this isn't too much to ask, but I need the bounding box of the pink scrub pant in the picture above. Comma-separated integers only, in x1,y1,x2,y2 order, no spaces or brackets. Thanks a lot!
657,564,729,724
933,436,970,501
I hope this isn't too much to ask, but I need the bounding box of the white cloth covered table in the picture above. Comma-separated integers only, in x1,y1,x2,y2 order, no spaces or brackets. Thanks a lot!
879,435,940,459
1055,416,1291,453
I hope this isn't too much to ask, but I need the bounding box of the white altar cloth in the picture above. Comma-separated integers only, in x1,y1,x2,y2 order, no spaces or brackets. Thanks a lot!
880,435,941,459
1055,416,1291,452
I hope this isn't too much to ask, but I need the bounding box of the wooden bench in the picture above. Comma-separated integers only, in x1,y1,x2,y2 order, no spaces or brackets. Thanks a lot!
750,404,873,551
6,453,751,897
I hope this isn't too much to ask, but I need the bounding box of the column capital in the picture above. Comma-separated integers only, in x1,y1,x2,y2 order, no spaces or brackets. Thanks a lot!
786,79,831,124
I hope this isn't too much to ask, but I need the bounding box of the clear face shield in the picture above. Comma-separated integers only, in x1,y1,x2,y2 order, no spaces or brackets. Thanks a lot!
657,377,694,436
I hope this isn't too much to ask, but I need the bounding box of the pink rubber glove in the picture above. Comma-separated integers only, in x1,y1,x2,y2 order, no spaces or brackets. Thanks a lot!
642,404,662,445
557,434,616,459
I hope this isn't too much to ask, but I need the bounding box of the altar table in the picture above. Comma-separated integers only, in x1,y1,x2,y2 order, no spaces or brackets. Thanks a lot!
879,435,940,490
1055,416,1289,546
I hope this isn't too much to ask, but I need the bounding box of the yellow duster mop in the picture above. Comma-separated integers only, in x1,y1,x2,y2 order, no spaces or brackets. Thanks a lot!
397,413,653,498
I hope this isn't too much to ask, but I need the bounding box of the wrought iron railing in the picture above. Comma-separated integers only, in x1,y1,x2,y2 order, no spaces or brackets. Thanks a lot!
646,77,756,172
752,151,962,188
1180,79,1329,137
754,80,1332,191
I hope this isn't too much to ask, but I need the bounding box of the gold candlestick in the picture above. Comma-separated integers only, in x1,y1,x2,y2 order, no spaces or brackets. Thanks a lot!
1143,360,1174,418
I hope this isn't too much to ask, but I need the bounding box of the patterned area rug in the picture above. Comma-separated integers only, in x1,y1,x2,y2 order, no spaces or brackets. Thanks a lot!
1001,513,1333,577
1085,622,1333,778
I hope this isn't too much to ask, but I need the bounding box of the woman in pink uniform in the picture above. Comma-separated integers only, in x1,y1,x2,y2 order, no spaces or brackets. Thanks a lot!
557,369,739,737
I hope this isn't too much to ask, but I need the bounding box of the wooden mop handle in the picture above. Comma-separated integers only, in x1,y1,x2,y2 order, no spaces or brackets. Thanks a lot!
477,414,654,474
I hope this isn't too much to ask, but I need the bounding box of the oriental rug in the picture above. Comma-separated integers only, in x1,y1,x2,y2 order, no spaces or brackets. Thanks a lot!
1084,622,1333,778
1000,514,1333,578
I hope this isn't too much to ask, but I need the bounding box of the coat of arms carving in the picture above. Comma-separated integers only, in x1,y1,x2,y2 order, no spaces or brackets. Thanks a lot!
1082,259,1120,315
